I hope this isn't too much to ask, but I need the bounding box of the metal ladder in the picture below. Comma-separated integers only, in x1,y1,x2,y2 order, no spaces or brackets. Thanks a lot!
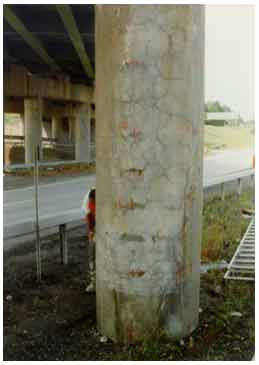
224,218,255,281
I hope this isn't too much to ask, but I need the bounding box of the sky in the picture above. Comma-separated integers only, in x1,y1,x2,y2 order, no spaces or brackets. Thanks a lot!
205,5,254,121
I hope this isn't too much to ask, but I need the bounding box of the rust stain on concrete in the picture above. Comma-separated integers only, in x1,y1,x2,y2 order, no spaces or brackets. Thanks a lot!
128,270,145,278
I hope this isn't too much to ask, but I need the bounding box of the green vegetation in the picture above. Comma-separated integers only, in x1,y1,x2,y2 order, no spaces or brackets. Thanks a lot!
202,190,254,262
203,100,253,153
204,125,254,153
4,189,255,361
205,100,232,114
115,269,254,361
115,191,255,361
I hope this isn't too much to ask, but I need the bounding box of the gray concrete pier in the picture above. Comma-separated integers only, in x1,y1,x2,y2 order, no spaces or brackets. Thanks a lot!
75,103,91,162
52,113,63,142
96,5,205,343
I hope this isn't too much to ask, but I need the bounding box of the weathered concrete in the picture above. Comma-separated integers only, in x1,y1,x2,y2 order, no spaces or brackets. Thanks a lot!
96,5,205,343
69,117,75,143
4,64,94,103
74,103,91,162
52,114,63,142
24,98,42,163
4,97,24,114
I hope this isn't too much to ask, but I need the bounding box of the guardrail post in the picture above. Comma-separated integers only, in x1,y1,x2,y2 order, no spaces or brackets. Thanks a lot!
34,144,42,282
221,182,225,201
237,178,242,196
59,224,68,265
250,174,254,187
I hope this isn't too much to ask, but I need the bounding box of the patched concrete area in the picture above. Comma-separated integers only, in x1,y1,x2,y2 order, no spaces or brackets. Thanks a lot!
96,5,205,343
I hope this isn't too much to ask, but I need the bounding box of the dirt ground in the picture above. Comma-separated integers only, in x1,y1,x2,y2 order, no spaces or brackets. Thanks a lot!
3,218,254,361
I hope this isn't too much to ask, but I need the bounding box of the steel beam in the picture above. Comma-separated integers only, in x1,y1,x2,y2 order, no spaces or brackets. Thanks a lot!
4,5,60,71
56,5,94,79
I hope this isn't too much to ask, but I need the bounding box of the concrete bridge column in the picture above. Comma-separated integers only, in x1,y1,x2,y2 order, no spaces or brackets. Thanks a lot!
74,103,91,162
24,98,42,164
68,117,75,143
52,114,63,142
95,5,205,343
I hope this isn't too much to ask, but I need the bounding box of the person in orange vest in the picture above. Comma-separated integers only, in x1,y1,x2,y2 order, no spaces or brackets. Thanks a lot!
82,187,96,292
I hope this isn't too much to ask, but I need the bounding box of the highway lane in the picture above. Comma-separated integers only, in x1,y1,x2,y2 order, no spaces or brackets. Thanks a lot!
4,148,254,240
4,175,96,228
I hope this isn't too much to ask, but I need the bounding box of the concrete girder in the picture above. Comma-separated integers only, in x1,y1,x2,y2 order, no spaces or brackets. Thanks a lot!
4,64,94,103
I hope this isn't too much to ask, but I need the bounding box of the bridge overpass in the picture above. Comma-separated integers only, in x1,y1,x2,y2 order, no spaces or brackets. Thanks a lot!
4,5,95,165
4,4,252,344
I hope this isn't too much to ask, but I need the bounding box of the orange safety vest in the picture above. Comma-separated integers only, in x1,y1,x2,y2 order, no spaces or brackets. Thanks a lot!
86,199,96,233
88,200,96,215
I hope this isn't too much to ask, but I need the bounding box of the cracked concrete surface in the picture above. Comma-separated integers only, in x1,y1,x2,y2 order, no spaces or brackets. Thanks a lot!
96,5,204,343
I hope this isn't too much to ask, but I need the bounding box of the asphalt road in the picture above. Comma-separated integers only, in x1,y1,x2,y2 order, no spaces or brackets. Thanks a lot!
3,148,253,242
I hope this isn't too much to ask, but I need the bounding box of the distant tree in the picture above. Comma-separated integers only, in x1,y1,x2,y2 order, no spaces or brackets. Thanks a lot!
205,101,232,113
204,101,234,126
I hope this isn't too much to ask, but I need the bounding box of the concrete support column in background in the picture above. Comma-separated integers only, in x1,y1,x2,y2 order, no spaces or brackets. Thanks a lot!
68,117,75,143
24,98,42,164
95,5,205,343
52,114,63,142
74,103,91,162
20,114,25,136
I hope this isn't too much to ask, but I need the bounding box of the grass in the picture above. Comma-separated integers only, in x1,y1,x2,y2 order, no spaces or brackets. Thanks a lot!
204,125,254,153
4,189,255,361
201,190,254,262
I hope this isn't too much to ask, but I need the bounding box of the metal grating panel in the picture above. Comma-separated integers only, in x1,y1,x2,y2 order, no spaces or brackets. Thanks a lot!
224,218,255,281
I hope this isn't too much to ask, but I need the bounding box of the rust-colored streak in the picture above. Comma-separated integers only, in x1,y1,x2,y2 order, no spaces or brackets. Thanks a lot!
123,59,144,66
119,121,128,130
127,322,135,344
124,168,144,177
130,128,142,138
116,198,135,210
128,270,145,278
186,190,194,203
176,265,185,285
176,263,192,285
116,199,126,209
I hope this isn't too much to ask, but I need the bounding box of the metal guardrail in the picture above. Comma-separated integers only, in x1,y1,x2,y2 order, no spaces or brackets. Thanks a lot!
5,135,57,142
4,167,255,280
4,209,84,239
204,168,254,188
4,159,91,170
4,146,96,170
4,168,254,241
204,168,254,201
